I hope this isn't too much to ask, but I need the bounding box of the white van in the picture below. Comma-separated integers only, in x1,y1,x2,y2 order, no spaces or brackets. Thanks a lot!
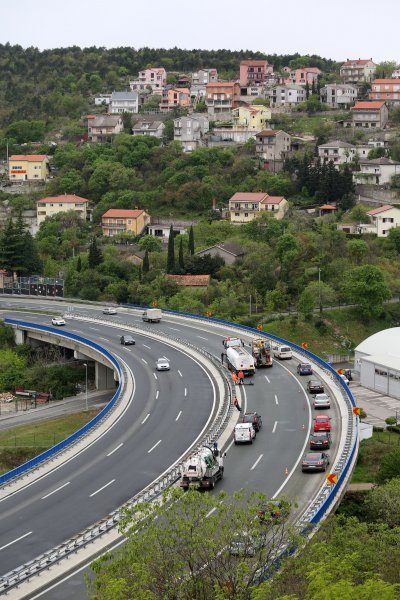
234,423,256,444
273,345,292,360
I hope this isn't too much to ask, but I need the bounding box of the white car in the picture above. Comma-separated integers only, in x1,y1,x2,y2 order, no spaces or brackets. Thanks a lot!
156,358,170,371
51,317,65,326
234,423,256,444
339,373,350,385
103,307,117,315
313,393,331,409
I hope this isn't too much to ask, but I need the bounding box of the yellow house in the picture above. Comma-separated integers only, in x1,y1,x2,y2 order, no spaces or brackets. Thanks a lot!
232,105,271,130
9,154,50,182
101,209,150,237
37,195,89,226
229,192,288,223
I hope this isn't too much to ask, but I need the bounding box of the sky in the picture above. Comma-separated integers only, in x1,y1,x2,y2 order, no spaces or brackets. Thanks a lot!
0,0,399,64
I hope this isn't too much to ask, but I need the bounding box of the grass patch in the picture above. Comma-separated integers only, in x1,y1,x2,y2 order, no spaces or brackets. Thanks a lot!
351,431,400,483
0,409,100,474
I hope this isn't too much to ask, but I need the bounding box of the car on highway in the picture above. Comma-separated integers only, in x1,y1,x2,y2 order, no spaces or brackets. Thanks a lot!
297,363,313,375
103,307,117,315
339,373,350,385
313,414,331,432
313,393,331,409
156,358,170,371
273,345,292,360
302,451,330,472
51,317,65,326
240,412,263,432
307,380,325,394
310,432,331,450
120,335,135,345
234,423,256,444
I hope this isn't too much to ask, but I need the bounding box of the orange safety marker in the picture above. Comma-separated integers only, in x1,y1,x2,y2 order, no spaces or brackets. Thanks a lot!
284,467,288,476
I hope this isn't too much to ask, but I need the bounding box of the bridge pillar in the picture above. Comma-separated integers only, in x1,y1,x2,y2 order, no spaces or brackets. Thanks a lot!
14,329,26,345
95,363,116,390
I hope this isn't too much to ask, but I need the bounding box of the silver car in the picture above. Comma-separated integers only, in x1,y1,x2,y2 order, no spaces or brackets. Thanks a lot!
156,358,170,371
103,307,117,315
313,393,331,409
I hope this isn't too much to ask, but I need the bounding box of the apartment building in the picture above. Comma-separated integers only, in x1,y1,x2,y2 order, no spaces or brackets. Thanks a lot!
9,155,50,182
37,195,89,226
369,79,400,107
205,81,241,116
101,209,150,237
159,88,191,112
269,85,306,107
320,84,358,109
129,68,166,92
239,60,274,86
255,129,291,170
351,101,388,128
191,69,218,97
110,91,139,114
340,59,376,83
228,192,288,223
173,114,209,152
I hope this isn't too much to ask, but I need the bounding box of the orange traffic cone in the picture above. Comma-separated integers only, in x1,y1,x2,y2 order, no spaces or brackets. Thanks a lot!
284,467,288,476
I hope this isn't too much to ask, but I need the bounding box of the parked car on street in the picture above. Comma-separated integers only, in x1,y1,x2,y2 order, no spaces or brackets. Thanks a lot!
297,363,313,375
156,358,170,371
240,412,263,432
313,393,331,409
307,380,325,394
313,414,331,432
51,317,65,326
310,432,331,450
302,451,330,472
120,335,135,345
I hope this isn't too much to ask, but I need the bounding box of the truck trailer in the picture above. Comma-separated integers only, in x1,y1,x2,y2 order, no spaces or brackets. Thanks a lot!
142,308,162,323
180,446,224,490
226,346,255,376
251,338,273,368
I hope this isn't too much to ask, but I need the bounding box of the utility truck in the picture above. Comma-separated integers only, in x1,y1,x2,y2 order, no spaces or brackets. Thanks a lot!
180,446,224,490
226,346,255,376
142,308,162,323
251,338,273,368
222,337,243,349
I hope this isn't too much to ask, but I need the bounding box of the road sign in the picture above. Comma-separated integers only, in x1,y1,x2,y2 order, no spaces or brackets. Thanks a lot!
257,323,262,330
301,342,308,349
206,311,212,317
151,301,158,307
337,368,345,375
326,473,337,485
353,407,361,416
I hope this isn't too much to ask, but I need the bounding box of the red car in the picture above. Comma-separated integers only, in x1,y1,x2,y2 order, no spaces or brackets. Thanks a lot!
313,414,331,432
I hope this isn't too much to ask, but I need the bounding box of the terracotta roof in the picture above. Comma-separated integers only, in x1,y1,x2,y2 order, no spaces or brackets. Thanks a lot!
38,195,89,204
261,196,285,205
342,59,372,66
351,101,386,110
319,204,337,210
367,204,396,215
372,79,400,84
257,129,277,138
9,155,47,161
102,209,145,219
206,82,238,88
241,60,268,66
166,274,210,287
230,192,269,202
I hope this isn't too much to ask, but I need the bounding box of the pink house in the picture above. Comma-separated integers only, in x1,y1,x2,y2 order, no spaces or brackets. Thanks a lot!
159,88,191,112
288,67,321,86
239,60,274,87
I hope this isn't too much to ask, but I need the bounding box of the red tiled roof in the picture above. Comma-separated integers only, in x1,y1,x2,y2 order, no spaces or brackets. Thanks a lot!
257,129,277,138
319,204,336,210
166,274,210,287
351,101,386,110
206,82,238,88
102,209,145,219
9,155,47,161
241,60,268,66
230,192,269,202
367,204,395,215
342,59,371,66
38,195,89,204
372,79,400,84
261,196,285,205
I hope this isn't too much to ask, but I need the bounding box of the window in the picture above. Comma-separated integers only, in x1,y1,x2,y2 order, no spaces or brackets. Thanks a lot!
127,220,132,224
244,212,248,217
375,368,388,376
235,212,240,217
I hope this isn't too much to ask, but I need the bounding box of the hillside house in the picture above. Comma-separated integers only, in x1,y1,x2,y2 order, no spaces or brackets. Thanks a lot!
232,105,271,130
131,119,165,140
320,84,358,109
191,69,218,97
129,68,166,92
367,205,400,236
239,60,274,87
205,81,241,116
159,88,191,112
255,130,291,170
268,85,306,107
228,192,288,223
318,140,357,166
174,114,209,152
88,115,123,142
340,59,376,83
9,155,50,182
37,195,90,226
288,67,321,86
101,209,150,237
353,157,400,186
369,79,400,107
195,242,245,265
110,91,139,114
350,101,388,129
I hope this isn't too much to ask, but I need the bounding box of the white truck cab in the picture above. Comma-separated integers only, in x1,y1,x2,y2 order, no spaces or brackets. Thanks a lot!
234,423,256,444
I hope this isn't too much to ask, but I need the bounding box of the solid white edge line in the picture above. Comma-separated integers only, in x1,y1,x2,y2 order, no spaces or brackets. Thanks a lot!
148,440,162,453
0,531,32,552
107,443,123,457
250,454,263,471
41,482,70,500
141,413,150,424
275,394,279,405
89,479,115,498
176,411,182,421
272,421,278,433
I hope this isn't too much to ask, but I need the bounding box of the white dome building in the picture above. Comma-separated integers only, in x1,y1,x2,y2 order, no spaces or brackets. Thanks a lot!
355,328,400,398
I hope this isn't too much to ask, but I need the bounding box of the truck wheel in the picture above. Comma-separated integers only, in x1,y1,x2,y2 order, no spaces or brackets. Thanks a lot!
210,477,215,489
234,440,238,445
250,439,253,444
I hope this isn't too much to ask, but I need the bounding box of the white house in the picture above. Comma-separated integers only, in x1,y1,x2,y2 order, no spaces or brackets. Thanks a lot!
355,328,400,399
318,140,356,167
110,91,139,114
366,205,400,237
353,157,400,186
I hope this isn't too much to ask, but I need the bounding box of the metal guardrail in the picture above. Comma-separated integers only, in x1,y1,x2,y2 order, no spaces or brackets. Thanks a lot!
0,315,234,594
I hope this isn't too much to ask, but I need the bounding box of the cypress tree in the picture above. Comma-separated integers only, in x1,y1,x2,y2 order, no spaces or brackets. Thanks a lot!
305,81,310,99
142,249,149,273
188,225,195,255
167,225,175,274
178,237,184,271
0,218,18,274
76,256,82,272
88,237,103,269
22,231,42,275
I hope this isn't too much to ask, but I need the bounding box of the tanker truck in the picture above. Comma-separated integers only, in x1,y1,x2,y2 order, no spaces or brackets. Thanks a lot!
180,446,224,490
251,338,273,368
226,346,255,376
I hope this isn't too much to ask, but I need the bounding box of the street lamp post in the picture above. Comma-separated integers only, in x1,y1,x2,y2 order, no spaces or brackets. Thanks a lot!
83,363,88,412
318,268,322,314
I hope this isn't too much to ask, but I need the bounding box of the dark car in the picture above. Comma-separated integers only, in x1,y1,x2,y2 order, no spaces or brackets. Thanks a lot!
310,432,331,450
120,335,135,345
302,451,330,472
297,363,313,376
240,412,263,432
307,380,325,394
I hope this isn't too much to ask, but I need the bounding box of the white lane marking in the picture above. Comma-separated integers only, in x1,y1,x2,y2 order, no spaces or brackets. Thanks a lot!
264,375,270,384
142,413,150,424
178,370,183,377
225,387,247,453
89,479,115,498
123,347,132,352
272,421,278,433
41,482,70,500
250,454,264,471
156,390,159,399
153,373,158,380
162,355,169,360
107,443,123,457
275,394,279,405
143,344,151,349
0,531,32,552
206,507,217,518
90,327,100,331
184,388,187,397
197,336,208,341
169,327,181,332
141,358,148,365
176,410,182,421
148,440,162,453
99,337,108,341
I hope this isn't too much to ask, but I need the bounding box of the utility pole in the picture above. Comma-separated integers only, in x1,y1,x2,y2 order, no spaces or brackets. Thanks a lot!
318,268,322,314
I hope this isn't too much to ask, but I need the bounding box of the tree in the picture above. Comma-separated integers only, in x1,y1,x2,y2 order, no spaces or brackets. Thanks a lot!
188,225,195,255
297,288,315,318
364,478,400,527
88,237,103,269
76,256,82,272
347,239,369,264
88,488,295,600
342,265,391,319
142,249,150,274
376,449,400,484
178,237,185,271
138,235,162,252
166,226,175,274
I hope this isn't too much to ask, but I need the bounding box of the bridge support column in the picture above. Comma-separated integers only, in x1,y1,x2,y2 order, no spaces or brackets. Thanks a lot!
14,329,26,345
95,363,116,390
